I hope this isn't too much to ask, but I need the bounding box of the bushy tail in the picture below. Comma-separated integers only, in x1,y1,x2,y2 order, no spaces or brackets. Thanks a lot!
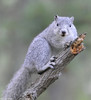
3,66,31,100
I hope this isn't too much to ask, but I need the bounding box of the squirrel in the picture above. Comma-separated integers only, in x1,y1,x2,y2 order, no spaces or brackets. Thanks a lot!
3,15,78,100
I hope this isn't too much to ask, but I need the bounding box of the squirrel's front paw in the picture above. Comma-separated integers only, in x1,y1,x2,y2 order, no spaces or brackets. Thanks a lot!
38,61,55,75
49,62,55,69
49,56,57,69
64,41,73,48
38,56,57,74
50,56,57,62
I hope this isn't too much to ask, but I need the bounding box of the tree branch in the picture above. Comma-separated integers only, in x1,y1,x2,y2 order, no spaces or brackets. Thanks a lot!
19,34,86,100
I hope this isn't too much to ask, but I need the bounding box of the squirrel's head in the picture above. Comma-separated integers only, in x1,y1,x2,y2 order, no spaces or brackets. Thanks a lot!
53,15,77,38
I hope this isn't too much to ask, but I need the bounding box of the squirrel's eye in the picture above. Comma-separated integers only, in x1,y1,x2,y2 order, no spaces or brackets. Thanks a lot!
69,25,71,27
57,23,59,26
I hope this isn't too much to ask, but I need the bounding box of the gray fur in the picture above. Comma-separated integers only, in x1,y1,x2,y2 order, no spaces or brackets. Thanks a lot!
3,15,78,100
3,67,31,100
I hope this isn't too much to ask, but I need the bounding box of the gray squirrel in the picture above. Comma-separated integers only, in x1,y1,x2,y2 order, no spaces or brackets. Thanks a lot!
3,15,78,100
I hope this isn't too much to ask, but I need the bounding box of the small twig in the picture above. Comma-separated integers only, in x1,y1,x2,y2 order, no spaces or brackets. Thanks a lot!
19,33,86,100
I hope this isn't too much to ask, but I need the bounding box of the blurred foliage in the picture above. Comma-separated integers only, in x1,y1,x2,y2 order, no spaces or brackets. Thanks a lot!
0,0,91,100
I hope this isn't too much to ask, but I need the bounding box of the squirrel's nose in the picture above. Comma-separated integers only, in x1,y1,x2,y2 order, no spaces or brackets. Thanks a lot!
61,31,66,37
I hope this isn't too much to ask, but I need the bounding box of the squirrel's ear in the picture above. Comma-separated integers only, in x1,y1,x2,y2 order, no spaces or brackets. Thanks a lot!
54,15,59,21
70,16,74,22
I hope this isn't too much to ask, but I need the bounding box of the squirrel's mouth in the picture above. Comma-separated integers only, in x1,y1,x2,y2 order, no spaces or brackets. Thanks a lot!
61,33,66,37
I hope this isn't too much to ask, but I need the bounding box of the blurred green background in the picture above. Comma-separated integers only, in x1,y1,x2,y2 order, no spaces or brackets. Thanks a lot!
0,0,91,100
